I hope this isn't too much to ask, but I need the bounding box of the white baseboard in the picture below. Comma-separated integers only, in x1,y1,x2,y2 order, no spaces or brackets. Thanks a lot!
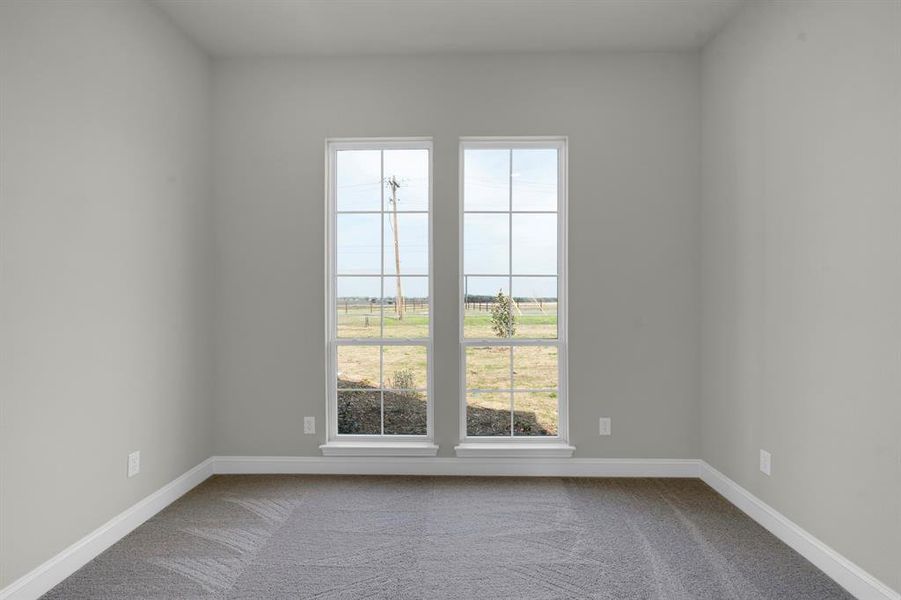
699,461,899,600
0,458,214,600
212,455,701,478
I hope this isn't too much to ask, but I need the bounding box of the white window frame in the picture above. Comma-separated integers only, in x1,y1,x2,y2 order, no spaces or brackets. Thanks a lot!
455,137,573,457
322,138,437,456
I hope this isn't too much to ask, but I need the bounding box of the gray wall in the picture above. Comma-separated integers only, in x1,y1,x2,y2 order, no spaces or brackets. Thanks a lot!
0,0,214,587
700,0,901,591
10,0,897,592
211,52,702,459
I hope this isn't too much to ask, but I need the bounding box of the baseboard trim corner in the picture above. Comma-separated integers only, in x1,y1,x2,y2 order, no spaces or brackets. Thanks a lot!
699,461,899,600
211,455,701,478
0,457,215,600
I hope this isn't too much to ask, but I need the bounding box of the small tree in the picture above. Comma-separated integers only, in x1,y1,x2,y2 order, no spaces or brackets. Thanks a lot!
388,368,416,390
490,290,516,337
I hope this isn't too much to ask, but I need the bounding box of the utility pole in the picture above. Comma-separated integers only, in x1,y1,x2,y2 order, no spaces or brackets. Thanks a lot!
386,175,405,320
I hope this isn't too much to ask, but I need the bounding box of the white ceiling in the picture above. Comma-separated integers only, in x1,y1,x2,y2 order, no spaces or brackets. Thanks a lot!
152,0,745,58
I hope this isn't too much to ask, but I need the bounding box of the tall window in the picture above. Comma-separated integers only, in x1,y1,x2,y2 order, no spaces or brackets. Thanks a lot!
326,139,432,441
460,138,567,442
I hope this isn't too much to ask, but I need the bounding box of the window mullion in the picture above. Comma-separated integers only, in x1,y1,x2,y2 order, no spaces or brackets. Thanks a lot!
379,149,385,435
509,347,515,437
380,149,385,339
508,148,514,437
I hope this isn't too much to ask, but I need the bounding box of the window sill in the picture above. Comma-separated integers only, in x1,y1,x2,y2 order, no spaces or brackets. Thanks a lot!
454,442,576,458
320,441,439,457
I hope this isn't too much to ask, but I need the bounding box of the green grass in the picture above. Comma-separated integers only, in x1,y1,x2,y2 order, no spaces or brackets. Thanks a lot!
337,303,558,339
463,314,557,338
337,306,431,338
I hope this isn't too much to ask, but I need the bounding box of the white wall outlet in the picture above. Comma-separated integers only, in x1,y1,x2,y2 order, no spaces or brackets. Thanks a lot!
303,416,316,435
759,449,772,476
599,417,611,436
127,450,140,478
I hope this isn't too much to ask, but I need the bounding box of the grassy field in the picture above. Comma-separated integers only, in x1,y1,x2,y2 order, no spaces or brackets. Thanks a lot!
336,304,430,339
336,303,559,436
336,301,557,339
337,344,428,389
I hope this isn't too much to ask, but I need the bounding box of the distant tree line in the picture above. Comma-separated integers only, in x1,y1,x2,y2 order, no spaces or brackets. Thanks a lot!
464,295,556,303
338,296,428,304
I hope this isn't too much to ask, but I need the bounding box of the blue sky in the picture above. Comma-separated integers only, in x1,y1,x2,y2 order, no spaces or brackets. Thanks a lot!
336,149,428,212
336,148,558,300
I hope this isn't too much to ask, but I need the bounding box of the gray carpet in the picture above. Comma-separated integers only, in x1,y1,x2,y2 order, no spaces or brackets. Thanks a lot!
42,475,853,599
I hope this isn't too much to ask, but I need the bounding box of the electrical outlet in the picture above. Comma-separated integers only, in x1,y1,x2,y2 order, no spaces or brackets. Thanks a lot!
759,449,771,476
127,451,140,478
599,417,611,436
303,416,316,435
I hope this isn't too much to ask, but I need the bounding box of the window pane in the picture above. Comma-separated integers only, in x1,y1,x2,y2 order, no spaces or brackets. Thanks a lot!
336,277,381,338
337,345,380,389
337,391,381,435
512,213,556,275
382,276,428,339
384,390,427,435
465,346,511,390
384,213,428,276
467,392,512,436
463,276,509,338
331,142,432,440
512,148,557,211
512,346,558,389
382,346,427,390
336,150,381,212
383,149,428,212
513,391,558,436
459,142,565,442
511,277,557,339
337,214,381,274
464,149,509,211
463,213,508,275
